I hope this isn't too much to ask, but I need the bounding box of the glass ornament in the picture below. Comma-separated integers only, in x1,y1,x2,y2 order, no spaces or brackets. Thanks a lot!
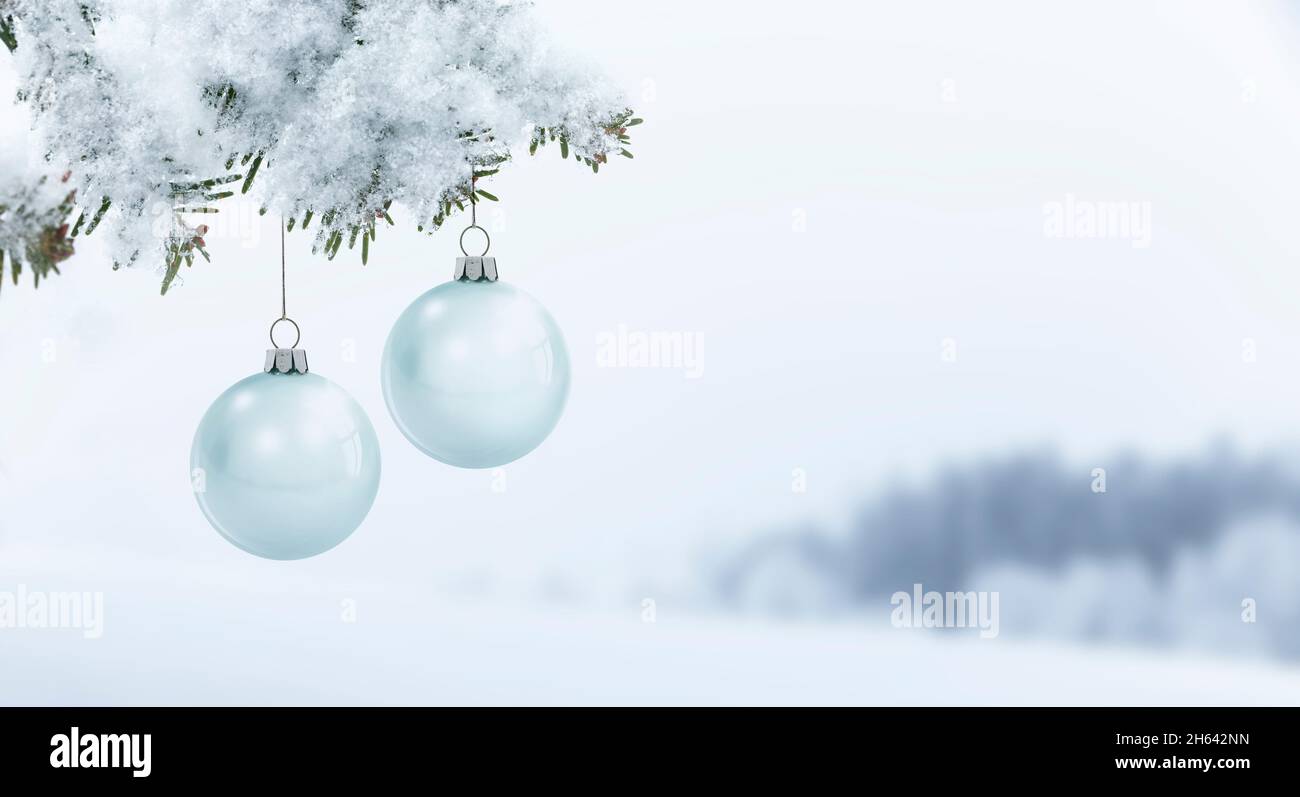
381,253,570,468
191,348,381,560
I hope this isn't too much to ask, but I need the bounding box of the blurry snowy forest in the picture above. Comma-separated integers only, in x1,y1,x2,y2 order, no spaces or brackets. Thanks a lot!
718,443,1300,661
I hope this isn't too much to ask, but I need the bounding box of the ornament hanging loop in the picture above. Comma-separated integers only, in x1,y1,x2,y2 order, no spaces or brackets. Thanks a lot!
269,316,301,349
459,224,491,257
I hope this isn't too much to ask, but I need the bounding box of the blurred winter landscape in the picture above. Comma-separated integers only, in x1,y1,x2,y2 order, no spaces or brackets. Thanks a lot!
6,0,1300,704
718,445,1300,659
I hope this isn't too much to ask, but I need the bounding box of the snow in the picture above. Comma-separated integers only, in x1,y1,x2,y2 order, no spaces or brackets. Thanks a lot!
1,538,1295,707
6,0,628,265
0,83,68,263
3,590,1297,706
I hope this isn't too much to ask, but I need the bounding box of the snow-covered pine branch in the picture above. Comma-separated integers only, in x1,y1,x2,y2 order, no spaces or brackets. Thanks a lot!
0,101,76,292
2,0,637,293
0,168,75,292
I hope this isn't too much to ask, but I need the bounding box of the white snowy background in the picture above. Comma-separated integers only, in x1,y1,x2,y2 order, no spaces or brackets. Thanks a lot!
4,0,1300,704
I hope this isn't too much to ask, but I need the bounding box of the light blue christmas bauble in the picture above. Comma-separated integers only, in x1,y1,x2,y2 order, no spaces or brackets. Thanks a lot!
381,279,570,468
191,371,381,560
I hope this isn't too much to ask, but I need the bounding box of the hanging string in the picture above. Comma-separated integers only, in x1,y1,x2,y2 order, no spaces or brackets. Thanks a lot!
268,215,301,349
280,216,287,320
459,160,490,258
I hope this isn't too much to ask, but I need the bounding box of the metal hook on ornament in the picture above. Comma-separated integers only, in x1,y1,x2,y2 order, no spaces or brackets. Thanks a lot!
459,224,491,258
269,316,301,349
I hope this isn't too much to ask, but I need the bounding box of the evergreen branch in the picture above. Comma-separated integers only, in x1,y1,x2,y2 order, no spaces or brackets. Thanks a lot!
0,13,16,52
0,167,77,294
3,3,641,295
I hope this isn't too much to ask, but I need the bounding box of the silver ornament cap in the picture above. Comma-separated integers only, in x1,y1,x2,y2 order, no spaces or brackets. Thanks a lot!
455,222,496,281
264,348,309,374
455,256,498,282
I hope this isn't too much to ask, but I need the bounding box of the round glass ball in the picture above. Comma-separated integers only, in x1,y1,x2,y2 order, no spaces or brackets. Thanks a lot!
191,371,381,560
381,279,570,468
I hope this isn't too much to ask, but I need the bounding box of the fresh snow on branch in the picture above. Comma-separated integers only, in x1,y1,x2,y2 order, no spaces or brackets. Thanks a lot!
0,92,75,291
4,0,635,288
